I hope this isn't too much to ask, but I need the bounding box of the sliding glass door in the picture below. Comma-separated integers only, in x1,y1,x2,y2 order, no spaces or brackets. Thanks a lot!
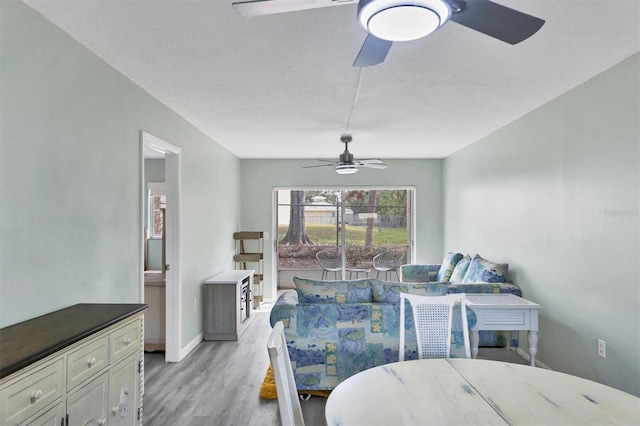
276,187,414,281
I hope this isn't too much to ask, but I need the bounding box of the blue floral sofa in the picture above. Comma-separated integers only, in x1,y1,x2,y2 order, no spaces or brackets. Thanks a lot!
269,276,476,391
400,253,521,296
400,253,522,347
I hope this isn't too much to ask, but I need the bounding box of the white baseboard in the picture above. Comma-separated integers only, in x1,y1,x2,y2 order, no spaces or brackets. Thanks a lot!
177,333,203,361
516,347,551,370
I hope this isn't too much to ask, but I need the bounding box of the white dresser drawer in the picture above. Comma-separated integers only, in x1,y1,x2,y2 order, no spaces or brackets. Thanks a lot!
110,320,141,364
19,400,64,426
67,336,108,391
3,359,64,425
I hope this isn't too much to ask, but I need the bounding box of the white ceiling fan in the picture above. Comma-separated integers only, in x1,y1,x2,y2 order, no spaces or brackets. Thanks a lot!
231,0,545,66
304,134,388,174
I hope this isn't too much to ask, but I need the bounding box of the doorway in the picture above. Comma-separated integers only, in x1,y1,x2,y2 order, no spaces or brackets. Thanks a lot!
140,131,182,363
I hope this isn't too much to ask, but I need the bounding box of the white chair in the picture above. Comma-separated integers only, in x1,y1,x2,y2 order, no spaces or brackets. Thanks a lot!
267,321,305,426
372,250,405,280
399,293,471,361
316,250,342,280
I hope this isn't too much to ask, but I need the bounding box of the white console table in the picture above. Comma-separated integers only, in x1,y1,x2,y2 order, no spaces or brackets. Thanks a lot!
465,294,541,366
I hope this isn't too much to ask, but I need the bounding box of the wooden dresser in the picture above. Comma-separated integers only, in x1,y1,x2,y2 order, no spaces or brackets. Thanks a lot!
0,304,147,426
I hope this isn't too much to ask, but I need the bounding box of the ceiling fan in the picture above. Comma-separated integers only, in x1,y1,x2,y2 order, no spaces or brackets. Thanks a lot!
231,0,545,67
304,134,388,174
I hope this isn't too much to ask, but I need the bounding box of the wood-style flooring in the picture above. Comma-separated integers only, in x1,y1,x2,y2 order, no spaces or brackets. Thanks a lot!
143,303,530,426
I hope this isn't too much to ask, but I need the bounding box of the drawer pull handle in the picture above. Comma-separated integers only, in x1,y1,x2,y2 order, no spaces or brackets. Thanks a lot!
30,389,43,403
88,357,97,368
124,337,132,346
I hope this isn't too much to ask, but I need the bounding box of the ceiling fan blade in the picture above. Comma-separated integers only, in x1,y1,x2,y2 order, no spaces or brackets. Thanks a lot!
450,0,544,45
232,0,354,17
303,163,335,168
358,160,388,169
353,34,393,67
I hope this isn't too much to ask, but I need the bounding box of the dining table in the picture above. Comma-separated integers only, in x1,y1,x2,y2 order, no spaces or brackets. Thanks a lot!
324,358,640,425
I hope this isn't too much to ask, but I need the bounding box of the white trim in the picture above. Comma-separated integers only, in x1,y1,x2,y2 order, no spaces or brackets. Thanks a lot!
409,189,417,264
179,333,203,361
142,131,179,156
274,184,417,191
271,190,278,303
140,131,183,363
164,150,183,363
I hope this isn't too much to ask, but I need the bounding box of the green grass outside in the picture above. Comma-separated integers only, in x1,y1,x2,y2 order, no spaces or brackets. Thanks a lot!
277,224,407,245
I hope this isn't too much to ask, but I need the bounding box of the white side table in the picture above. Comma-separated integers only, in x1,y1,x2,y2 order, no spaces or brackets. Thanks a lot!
464,294,541,366
347,268,370,279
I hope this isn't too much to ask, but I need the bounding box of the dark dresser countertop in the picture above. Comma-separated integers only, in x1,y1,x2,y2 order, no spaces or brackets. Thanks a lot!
0,303,148,379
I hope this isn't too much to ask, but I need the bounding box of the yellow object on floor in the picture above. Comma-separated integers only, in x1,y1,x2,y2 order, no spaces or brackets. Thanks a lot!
260,365,331,399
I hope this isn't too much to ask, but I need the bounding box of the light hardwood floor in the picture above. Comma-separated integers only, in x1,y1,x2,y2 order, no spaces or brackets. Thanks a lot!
144,304,530,426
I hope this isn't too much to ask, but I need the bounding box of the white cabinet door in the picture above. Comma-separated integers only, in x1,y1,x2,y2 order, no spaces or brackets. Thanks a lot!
66,373,108,426
108,353,140,426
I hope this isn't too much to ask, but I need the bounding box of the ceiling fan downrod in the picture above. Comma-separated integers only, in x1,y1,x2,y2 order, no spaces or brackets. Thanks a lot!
339,134,354,164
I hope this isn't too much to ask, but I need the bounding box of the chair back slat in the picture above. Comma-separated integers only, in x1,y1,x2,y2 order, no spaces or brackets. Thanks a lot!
268,322,305,426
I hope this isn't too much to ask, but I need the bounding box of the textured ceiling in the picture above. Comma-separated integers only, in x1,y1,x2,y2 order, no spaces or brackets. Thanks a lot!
23,0,640,160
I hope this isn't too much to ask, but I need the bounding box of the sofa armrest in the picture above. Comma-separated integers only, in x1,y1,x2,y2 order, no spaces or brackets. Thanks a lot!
400,264,440,283
269,289,298,327
447,282,522,297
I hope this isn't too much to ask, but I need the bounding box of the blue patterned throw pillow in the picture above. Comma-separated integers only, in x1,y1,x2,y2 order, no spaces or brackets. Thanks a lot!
461,255,509,283
436,252,463,282
400,264,440,283
449,255,471,284
293,276,372,303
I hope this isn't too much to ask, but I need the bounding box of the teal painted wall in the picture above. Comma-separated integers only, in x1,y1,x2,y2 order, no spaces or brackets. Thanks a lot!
443,53,639,395
0,1,241,349
240,159,444,302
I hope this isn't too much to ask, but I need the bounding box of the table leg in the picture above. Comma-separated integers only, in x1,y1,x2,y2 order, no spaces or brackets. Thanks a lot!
471,330,479,359
510,331,518,351
528,331,538,367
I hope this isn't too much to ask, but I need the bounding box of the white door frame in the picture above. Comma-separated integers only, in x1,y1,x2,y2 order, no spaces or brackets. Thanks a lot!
140,131,182,362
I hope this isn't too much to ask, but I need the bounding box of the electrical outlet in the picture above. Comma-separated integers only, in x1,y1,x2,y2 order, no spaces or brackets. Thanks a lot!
598,339,606,358
194,299,197,312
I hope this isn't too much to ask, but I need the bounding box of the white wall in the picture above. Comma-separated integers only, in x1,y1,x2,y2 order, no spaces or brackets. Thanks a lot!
443,53,639,395
240,159,445,302
0,1,241,350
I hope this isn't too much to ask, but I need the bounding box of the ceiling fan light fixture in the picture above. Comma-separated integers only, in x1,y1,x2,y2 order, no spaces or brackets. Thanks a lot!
358,0,451,42
335,164,359,174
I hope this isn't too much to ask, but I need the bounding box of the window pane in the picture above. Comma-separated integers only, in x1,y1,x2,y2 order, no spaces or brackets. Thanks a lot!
152,211,164,237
